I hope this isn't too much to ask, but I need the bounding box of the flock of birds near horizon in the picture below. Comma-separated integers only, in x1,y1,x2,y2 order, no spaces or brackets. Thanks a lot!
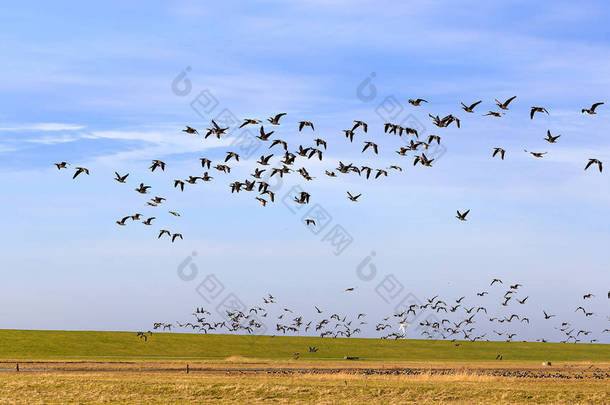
53,96,608,346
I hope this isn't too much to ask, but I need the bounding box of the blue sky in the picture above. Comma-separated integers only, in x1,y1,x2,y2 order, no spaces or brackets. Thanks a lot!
1,1,609,342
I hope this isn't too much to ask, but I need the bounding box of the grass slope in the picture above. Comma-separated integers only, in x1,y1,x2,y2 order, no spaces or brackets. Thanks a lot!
0,329,608,362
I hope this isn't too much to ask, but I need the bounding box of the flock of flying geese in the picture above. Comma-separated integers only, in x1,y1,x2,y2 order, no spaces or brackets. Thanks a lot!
147,280,608,346
55,97,605,241
54,96,607,343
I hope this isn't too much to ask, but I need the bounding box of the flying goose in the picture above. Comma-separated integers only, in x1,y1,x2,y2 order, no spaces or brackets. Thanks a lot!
114,172,129,183
269,139,288,151
150,160,166,172
171,233,183,242
239,118,261,128
413,153,434,167
135,183,151,194
225,152,240,162
524,150,547,158
201,172,213,181
169,211,180,217
362,141,378,154
456,210,470,221
584,159,602,172
298,121,314,131
268,113,287,125
182,126,198,134
257,126,274,141
483,111,504,117
314,138,327,149
142,217,156,225
343,129,356,142
352,120,368,133
530,106,549,119
543,311,555,319
408,98,428,106
544,130,560,143
158,229,171,239
304,219,316,226
54,161,69,170
73,167,89,179
257,154,273,165
495,96,517,110
174,180,185,191
347,192,361,202
461,100,482,113
116,216,130,226
581,102,604,115
427,135,441,144
200,158,212,169
492,148,505,160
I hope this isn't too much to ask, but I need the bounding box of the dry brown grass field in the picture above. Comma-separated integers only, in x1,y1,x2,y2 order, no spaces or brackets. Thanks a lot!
0,331,608,404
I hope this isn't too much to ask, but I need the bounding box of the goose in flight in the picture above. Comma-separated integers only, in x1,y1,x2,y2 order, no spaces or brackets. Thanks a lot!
116,216,130,226
169,211,180,217
239,118,261,128
413,153,434,167
510,283,522,289
54,161,69,170
142,217,156,226
495,96,517,110
375,169,388,179
517,296,529,304
483,111,504,117
158,229,171,239
225,152,239,162
492,148,505,160
298,121,314,131
314,138,327,150
343,129,356,142
584,159,602,172
581,102,604,115
205,120,228,139
344,287,355,292
352,120,368,133
427,135,441,145
491,279,503,286
73,167,89,179
583,293,594,299
214,164,231,173
544,130,560,143
543,311,555,319
530,106,549,119
304,219,316,226
257,154,273,165
182,126,198,135
200,158,212,169
151,196,165,204
389,165,402,172
524,150,547,158
325,170,337,177
347,192,361,202
171,233,183,242
150,160,166,172
135,183,151,194
461,100,482,113
408,98,427,106
269,139,288,151
268,113,286,125
456,210,470,221
131,213,142,221
114,172,129,183
257,126,274,141
174,180,185,191
362,141,378,154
